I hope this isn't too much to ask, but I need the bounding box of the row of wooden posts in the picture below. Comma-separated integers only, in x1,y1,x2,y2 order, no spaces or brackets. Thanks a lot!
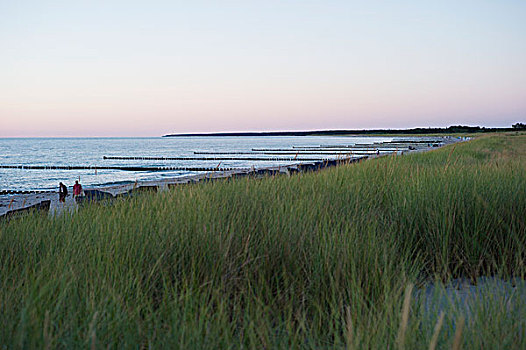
0,140,442,174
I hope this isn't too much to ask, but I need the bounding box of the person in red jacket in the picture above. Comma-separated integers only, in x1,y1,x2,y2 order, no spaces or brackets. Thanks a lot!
73,180,83,197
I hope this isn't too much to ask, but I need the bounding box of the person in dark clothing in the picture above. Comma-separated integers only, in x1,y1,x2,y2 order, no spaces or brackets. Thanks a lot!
59,182,68,203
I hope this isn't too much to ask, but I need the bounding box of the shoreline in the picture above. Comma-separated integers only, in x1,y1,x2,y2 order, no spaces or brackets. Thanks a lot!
0,158,366,217
0,137,462,217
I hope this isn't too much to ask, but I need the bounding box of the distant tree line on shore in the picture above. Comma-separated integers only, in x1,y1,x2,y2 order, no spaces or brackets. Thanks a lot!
164,123,526,137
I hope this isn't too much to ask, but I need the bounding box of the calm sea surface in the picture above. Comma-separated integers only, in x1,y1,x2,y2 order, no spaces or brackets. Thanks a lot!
0,136,393,191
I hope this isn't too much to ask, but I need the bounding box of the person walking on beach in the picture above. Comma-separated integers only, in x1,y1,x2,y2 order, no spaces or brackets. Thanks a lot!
58,182,68,203
73,180,83,197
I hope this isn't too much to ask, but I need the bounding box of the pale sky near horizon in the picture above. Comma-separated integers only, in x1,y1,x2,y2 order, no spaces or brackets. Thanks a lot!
1,1,525,137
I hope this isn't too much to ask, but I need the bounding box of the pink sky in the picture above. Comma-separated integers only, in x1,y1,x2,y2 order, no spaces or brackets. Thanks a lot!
1,1,525,137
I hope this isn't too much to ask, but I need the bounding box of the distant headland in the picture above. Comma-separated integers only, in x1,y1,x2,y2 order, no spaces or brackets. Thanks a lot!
163,124,525,137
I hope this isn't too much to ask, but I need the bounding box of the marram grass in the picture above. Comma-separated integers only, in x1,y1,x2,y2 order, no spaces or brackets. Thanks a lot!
0,133,524,348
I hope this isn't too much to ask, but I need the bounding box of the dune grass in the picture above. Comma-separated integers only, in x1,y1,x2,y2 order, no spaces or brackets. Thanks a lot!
0,133,525,348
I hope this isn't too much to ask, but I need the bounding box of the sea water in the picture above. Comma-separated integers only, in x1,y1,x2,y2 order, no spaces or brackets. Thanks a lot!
0,136,394,191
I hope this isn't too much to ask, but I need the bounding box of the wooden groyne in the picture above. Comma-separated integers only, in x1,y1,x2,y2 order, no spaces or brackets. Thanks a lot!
193,151,392,155
290,143,438,149
251,148,405,152
0,165,238,172
102,156,330,161
0,190,54,195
